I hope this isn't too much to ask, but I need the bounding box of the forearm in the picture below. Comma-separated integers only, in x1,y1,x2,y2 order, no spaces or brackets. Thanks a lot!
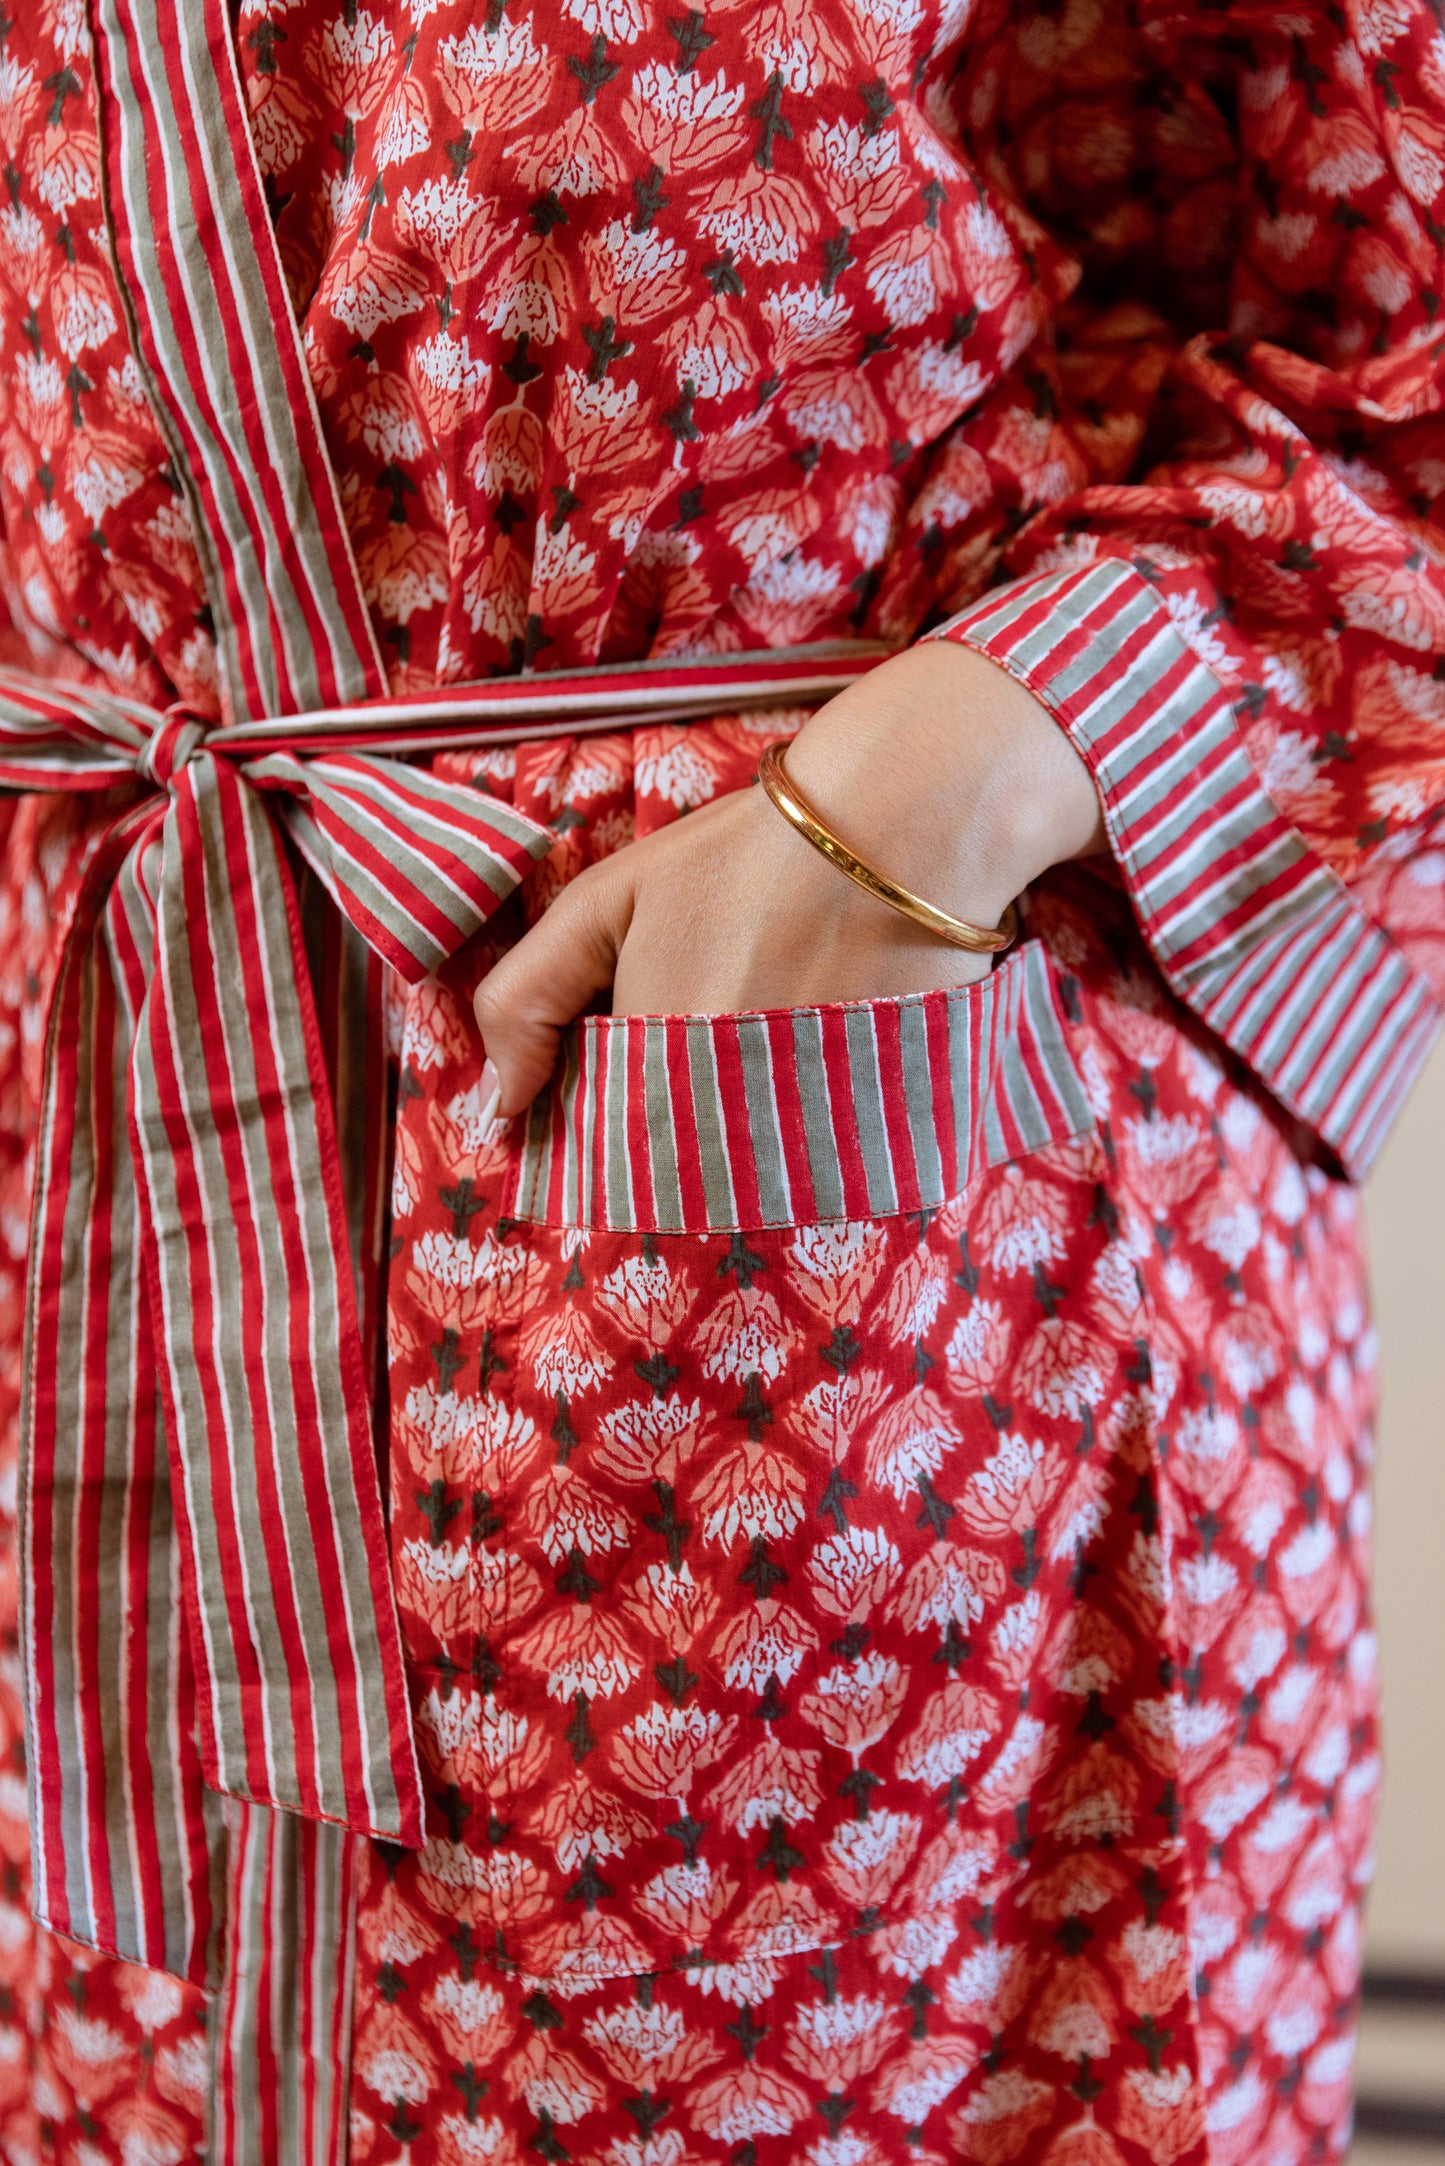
780,639,1106,934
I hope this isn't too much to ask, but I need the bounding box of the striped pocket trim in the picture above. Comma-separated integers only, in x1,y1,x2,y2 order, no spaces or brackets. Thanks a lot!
509,940,1093,1234
937,559,1443,1178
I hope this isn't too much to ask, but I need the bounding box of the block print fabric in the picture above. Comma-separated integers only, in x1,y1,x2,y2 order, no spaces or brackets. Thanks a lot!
0,0,1436,2153
345,739,1379,2166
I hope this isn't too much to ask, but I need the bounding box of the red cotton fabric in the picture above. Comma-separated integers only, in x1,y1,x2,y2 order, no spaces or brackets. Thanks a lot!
354,740,1378,2166
0,0,1440,2159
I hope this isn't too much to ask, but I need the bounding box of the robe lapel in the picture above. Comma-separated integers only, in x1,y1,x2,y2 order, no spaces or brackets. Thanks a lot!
89,0,387,723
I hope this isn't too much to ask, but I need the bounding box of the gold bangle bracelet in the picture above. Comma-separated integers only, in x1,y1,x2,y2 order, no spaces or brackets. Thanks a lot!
757,741,1018,957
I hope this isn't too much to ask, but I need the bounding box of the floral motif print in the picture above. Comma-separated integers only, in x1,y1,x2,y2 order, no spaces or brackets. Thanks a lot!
226,0,1445,1051
1,0,1443,1133
349,744,1378,2166
0,0,1442,1025
235,0,1074,680
224,0,1445,1208
0,0,1436,2152
0,3,215,712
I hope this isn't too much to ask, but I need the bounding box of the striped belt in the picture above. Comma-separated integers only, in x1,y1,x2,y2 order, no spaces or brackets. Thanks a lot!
4,643,885,1981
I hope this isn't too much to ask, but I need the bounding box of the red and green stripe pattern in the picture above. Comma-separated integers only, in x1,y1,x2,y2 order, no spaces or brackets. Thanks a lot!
16,702,557,1982
90,0,386,722
937,558,1441,1178
510,941,1095,1234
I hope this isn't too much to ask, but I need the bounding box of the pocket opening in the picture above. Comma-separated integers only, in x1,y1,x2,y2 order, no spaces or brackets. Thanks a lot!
506,938,1094,1235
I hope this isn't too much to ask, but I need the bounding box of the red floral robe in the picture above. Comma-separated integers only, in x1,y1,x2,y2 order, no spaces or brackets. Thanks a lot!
0,0,1442,2159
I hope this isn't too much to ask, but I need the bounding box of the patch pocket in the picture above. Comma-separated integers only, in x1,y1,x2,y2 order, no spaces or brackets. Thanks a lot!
505,936,1095,1234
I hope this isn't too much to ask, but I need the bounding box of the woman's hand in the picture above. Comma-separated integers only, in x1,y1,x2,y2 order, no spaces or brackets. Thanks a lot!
472,640,1105,1118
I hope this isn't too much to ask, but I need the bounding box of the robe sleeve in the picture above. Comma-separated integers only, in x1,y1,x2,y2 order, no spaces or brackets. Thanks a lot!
925,0,1445,1178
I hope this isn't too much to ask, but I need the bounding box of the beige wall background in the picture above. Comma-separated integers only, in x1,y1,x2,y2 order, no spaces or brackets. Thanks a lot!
1362,1035,1445,1968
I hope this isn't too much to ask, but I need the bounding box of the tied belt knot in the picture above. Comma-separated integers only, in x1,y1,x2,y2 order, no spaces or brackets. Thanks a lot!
137,709,207,790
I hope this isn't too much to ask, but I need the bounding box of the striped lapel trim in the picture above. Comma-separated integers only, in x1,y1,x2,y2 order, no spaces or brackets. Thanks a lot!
90,0,385,721
510,941,1093,1234
936,558,1442,1177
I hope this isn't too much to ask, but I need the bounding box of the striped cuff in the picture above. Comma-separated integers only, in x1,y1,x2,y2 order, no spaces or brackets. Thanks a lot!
934,558,1442,1177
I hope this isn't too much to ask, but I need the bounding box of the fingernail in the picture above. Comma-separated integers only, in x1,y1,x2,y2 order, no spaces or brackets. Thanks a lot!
478,1058,502,1126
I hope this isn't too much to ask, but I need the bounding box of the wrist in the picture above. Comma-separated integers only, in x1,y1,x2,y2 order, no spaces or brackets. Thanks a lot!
781,639,1104,928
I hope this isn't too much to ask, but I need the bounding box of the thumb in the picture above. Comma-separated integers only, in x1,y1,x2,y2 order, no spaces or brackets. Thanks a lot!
472,859,634,1117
